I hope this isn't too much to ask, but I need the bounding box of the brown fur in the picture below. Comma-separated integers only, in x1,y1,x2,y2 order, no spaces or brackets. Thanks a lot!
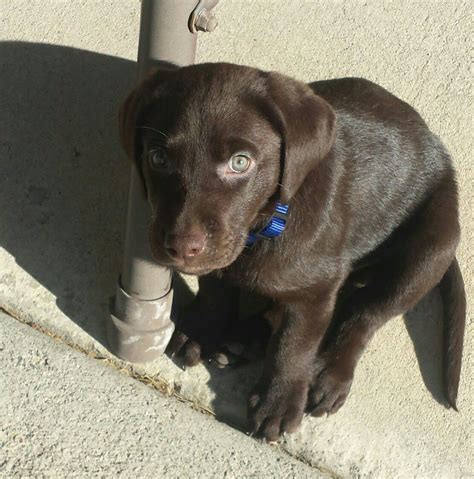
119,63,466,441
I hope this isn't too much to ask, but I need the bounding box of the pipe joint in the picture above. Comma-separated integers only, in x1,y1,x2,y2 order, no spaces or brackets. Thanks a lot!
107,282,174,363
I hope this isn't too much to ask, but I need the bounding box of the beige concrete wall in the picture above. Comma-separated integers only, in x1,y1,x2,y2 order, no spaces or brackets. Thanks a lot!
5,0,470,284
1,1,471,477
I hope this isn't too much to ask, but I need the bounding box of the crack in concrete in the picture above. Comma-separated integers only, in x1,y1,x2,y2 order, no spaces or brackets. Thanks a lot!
1,305,339,478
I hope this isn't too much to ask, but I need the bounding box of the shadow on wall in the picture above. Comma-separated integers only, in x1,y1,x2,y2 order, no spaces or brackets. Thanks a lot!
404,289,447,407
0,41,191,347
0,42,134,345
0,42,448,420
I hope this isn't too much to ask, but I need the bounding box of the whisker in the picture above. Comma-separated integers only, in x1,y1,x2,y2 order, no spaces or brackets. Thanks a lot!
137,125,170,140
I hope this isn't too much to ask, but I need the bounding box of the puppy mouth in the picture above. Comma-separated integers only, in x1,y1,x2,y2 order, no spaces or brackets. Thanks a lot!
172,265,218,276
150,230,248,276
173,245,246,275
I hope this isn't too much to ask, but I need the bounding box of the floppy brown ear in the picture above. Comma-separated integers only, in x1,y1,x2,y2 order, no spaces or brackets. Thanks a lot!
118,70,165,197
118,79,153,167
118,87,139,162
119,63,175,164
265,72,336,203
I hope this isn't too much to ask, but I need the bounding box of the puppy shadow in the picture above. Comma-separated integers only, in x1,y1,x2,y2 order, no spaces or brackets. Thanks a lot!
171,281,449,428
0,42,137,346
170,286,267,430
205,286,450,428
404,286,448,407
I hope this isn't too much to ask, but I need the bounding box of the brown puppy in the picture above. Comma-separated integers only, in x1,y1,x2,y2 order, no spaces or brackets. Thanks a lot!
119,63,466,442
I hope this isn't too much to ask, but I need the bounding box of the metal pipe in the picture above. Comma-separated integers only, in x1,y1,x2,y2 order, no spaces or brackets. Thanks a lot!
107,0,219,362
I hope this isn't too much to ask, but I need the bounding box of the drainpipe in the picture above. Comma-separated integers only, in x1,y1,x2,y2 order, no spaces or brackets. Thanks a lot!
107,0,219,362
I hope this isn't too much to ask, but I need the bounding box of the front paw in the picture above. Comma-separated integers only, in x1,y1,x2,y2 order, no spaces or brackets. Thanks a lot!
248,375,309,442
308,359,353,417
165,295,229,367
167,304,270,368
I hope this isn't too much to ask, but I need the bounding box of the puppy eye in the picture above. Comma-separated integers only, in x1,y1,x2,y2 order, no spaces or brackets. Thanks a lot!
228,153,252,173
149,148,168,171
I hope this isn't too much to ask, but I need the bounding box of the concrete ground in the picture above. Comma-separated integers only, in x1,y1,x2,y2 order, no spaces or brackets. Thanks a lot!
0,1,472,478
1,312,325,478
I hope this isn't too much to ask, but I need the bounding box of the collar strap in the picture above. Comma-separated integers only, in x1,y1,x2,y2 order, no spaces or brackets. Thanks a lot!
246,202,290,246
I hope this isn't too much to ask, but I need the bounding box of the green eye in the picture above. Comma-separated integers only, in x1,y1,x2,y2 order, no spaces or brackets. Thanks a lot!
149,148,168,170
229,153,251,173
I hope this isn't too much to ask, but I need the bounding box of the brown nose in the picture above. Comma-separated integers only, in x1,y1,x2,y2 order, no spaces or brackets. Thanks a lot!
164,233,206,261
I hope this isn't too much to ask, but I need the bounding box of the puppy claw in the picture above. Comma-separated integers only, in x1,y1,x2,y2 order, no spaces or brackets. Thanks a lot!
214,352,230,367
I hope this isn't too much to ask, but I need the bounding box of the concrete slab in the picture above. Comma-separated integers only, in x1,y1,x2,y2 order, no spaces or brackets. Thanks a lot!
0,312,325,477
0,1,472,477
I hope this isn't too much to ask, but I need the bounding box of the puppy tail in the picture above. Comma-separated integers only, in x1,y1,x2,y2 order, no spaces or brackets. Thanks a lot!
439,257,466,411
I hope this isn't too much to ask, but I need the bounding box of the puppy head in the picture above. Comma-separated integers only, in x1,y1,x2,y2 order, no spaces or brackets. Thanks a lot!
119,63,335,275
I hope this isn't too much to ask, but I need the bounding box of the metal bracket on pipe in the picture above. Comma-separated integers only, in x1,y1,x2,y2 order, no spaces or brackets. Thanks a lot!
107,280,174,363
189,0,220,33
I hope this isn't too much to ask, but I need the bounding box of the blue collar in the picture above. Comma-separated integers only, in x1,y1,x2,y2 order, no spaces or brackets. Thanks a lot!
246,202,290,246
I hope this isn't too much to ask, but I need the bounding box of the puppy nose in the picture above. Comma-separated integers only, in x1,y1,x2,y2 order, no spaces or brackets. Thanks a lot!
164,233,206,260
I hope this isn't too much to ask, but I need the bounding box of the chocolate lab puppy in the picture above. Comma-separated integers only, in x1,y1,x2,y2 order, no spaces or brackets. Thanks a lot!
119,63,466,441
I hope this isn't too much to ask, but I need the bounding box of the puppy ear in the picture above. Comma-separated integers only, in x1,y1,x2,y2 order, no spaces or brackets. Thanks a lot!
118,72,164,196
118,87,140,162
265,72,336,203
119,64,175,164
118,78,153,167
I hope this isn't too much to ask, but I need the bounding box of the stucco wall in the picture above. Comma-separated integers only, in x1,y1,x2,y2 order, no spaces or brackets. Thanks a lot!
1,1,471,477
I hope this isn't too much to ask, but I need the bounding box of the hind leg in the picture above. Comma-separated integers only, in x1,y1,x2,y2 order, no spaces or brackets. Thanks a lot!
308,175,460,416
